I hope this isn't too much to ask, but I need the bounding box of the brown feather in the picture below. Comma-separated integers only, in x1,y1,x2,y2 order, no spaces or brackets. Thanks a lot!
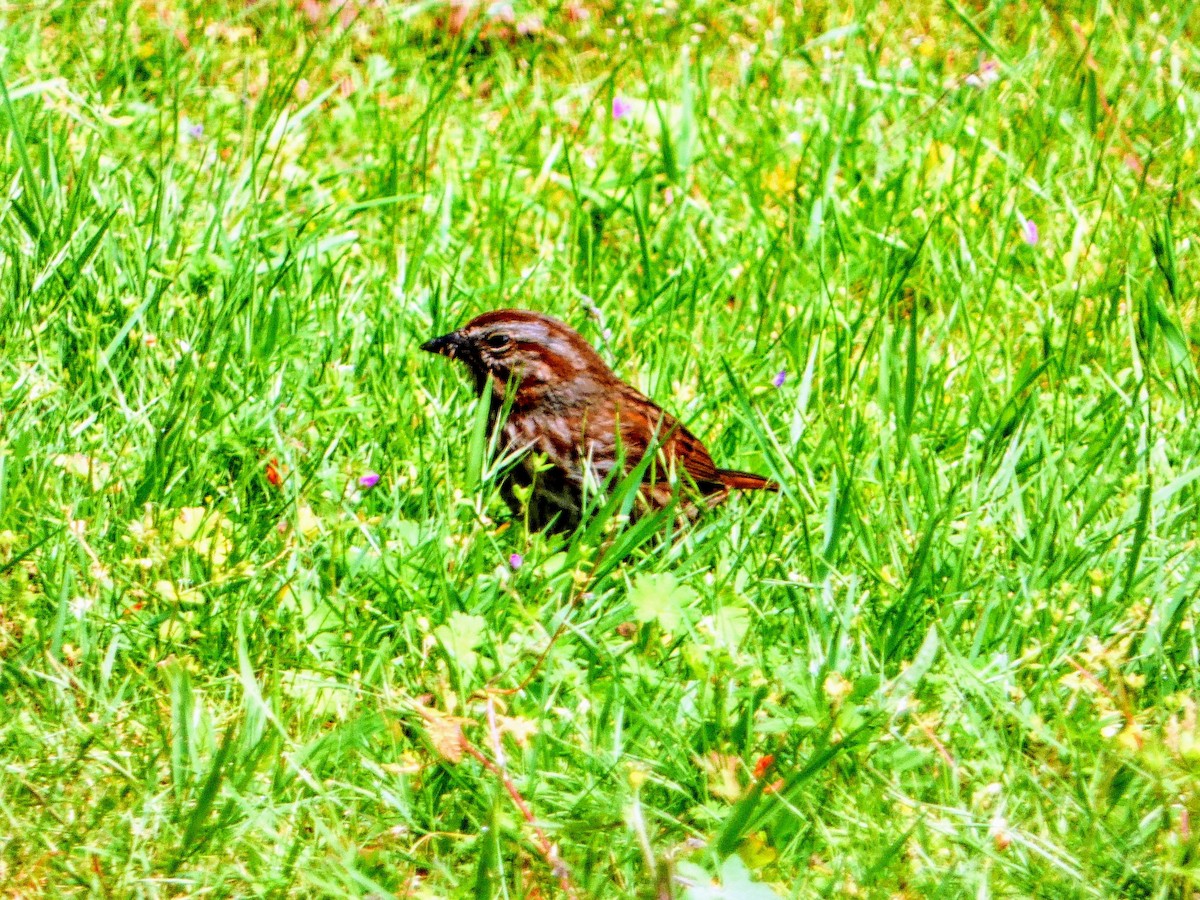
423,309,777,531
714,469,779,492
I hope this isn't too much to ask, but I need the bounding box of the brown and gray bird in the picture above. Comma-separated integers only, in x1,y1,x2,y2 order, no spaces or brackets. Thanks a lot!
422,309,776,532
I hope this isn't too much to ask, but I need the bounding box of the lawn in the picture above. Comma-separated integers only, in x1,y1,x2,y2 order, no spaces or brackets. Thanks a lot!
2,0,1199,896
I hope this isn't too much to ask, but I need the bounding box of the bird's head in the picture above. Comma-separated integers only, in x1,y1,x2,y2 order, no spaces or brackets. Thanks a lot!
421,309,611,405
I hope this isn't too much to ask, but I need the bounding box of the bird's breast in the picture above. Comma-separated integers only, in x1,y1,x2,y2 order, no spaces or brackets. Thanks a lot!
500,410,576,462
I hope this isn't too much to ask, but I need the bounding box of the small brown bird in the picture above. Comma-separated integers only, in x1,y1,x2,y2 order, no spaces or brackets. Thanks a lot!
422,309,777,532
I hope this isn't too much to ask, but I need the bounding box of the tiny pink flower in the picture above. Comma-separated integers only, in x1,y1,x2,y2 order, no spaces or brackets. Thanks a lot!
966,59,1000,89
772,369,787,388
509,553,523,569
612,96,632,121
358,471,380,489
1018,215,1039,246
516,14,542,36
488,2,516,23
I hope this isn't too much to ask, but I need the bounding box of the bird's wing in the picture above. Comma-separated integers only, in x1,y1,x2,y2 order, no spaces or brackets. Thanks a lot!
658,418,722,486
595,387,722,489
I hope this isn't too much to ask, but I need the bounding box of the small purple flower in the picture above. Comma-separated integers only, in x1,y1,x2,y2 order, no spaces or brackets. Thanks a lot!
612,96,632,121
358,471,380,489
772,369,787,388
1019,216,1039,246
184,121,204,141
509,553,523,570
965,59,1000,90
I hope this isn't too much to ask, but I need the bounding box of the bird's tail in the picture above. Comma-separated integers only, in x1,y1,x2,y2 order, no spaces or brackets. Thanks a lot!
716,468,779,492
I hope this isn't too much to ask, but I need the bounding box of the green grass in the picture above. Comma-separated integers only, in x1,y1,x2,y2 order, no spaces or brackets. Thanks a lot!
2,0,1199,896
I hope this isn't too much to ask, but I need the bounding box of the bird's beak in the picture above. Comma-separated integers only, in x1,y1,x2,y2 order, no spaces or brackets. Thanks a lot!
420,331,464,360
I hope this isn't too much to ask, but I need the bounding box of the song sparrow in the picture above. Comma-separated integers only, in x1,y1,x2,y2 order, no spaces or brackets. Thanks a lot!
422,309,777,532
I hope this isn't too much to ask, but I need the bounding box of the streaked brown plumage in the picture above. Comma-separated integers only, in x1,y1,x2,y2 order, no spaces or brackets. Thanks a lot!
421,309,777,532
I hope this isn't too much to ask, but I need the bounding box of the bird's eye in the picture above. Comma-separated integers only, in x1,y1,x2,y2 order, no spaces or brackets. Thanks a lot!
484,334,511,351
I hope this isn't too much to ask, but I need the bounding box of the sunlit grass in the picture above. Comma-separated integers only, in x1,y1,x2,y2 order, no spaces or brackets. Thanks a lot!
2,0,1199,896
